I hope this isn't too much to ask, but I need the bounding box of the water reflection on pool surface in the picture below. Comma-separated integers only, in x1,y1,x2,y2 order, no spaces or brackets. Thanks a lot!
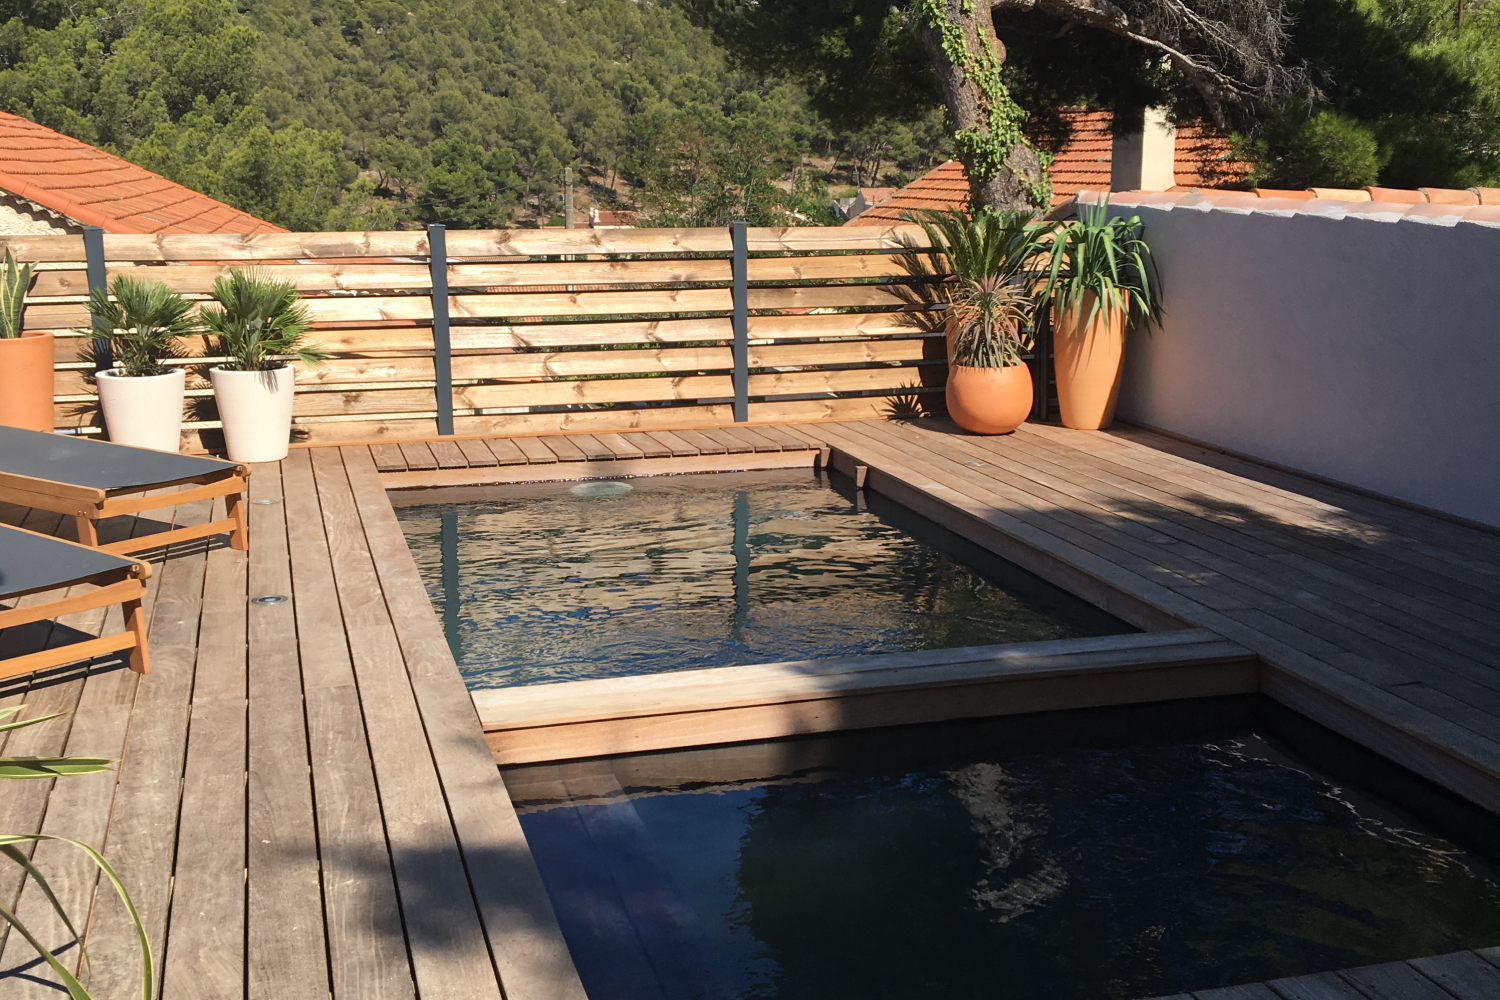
393,470,1128,688
507,700,1500,1000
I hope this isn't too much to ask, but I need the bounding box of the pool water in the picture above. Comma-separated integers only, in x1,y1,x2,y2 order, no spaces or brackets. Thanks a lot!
506,699,1500,1000
393,470,1128,687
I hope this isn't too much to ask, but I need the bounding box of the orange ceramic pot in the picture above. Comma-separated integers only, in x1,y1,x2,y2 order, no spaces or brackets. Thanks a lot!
945,363,1033,435
1052,292,1126,431
0,331,54,432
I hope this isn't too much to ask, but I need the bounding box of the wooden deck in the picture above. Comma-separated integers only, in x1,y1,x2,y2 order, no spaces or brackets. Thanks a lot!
2,415,1500,999
816,418,1500,815
0,447,585,1000
1148,946,1500,999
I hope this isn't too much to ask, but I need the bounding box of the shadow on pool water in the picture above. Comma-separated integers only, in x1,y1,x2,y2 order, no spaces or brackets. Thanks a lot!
505,697,1500,1000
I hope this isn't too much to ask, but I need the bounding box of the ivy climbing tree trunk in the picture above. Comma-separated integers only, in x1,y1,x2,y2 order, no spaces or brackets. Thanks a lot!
917,0,1049,213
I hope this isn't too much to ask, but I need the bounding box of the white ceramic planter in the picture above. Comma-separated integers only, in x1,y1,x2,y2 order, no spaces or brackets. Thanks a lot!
210,365,296,463
96,368,186,452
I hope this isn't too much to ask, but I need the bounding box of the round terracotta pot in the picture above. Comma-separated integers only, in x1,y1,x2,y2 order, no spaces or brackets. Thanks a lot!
945,363,1033,435
1052,291,1127,431
0,331,55,432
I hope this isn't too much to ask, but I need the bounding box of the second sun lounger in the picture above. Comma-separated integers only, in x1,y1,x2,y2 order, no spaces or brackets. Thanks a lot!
0,426,248,556
0,523,152,682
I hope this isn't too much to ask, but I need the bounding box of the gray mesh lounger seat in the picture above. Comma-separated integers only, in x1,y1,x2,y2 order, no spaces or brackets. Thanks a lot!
0,426,249,555
0,523,152,681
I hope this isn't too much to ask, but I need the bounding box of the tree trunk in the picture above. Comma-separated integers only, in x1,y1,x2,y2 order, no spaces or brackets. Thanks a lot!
918,0,1045,213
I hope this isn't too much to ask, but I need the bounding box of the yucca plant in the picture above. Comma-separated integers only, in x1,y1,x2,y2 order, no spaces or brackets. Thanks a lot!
911,207,1049,368
86,276,198,377
1042,197,1162,329
0,706,152,1000
0,248,35,338
199,268,327,371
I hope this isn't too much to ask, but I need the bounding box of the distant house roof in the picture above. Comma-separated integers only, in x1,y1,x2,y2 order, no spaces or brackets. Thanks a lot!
0,111,282,235
848,109,1249,225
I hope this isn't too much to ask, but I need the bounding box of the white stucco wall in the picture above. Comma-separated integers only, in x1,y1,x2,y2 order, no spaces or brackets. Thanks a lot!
1109,195,1500,528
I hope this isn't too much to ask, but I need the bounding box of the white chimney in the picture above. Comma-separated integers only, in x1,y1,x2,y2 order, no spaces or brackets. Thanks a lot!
1111,107,1177,192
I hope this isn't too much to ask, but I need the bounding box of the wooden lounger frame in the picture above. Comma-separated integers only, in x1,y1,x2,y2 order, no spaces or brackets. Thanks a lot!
0,465,249,556
0,534,153,681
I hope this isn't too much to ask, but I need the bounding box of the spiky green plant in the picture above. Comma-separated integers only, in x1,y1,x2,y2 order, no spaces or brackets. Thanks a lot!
86,277,197,377
910,206,1049,368
0,706,152,1000
1043,197,1162,330
0,249,35,339
199,268,327,372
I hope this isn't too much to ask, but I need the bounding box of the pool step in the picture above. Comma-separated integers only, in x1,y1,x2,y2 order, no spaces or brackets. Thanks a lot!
474,628,1258,765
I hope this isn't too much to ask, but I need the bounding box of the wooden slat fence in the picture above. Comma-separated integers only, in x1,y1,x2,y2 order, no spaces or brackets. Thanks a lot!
2,226,949,452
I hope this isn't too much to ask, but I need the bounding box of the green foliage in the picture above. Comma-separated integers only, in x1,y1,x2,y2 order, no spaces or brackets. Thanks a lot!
0,705,152,1000
1238,0,1500,188
1043,199,1161,332
625,88,825,226
200,269,328,371
0,248,34,338
1237,108,1383,188
4,0,944,229
87,276,198,378
911,207,1047,368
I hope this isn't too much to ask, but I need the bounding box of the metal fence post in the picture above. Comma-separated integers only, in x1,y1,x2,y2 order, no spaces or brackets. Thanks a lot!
82,225,111,372
427,223,455,436
730,220,748,422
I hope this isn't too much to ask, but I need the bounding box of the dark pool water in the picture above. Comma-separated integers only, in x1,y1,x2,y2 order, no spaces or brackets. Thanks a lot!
393,470,1127,687
506,701,1500,1000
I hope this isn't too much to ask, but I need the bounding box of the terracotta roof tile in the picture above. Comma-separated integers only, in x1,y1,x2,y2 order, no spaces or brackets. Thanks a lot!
847,160,970,226
0,110,283,234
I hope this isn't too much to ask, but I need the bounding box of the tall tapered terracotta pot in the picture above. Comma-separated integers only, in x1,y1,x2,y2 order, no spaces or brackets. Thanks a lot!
0,331,55,431
1052,292,1127,431
946,363,1033,435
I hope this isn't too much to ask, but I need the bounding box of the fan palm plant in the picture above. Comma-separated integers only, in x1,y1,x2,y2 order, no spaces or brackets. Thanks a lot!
86,277,197,378
910,207,1049,368
0,706,152,1000
199,268,327,371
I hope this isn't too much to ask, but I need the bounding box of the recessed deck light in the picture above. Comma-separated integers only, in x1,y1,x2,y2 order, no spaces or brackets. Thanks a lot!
252,595,288,605
251,498,280,505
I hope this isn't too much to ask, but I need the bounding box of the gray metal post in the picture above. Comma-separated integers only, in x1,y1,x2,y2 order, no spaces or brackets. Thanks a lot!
730,220,748,422
427,223,455,436
82,225,111,371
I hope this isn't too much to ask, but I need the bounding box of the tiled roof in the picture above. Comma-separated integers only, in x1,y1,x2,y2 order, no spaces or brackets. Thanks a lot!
0,111,283,235
1046,110,1114,198
849,109,1250,224
847,160,969,226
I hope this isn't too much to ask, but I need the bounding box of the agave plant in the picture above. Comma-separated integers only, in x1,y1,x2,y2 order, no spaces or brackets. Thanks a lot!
910,207,1049,368
1042,197,1162,330
199,268,327,372
0,706,152,1000
0,248,35,338
86,276,198,377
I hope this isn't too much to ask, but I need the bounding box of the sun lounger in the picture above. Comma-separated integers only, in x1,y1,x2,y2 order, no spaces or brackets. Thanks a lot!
0,426,248,556
0,524,152,681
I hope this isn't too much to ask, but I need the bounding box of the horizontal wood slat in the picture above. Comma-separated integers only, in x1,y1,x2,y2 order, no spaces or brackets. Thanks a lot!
1,225,932,263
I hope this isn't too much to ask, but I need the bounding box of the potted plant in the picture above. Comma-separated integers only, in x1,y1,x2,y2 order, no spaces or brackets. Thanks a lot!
88,276,197,452
914,207,1046,434
0,249,51,432
200,269,327,463
1042,198,1161,431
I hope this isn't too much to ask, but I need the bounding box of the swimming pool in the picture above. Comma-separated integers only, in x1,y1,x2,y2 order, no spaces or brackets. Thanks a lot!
507,698,1500,1000
393,470,1130,688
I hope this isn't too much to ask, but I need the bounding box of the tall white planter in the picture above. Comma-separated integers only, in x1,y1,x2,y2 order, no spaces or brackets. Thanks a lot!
210,364,296,463
96,368,186,452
